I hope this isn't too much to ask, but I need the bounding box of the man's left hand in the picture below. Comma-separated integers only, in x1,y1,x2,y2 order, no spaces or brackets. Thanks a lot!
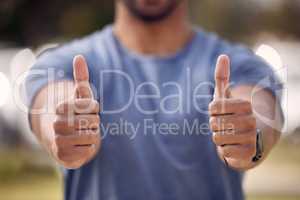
209,55,257,170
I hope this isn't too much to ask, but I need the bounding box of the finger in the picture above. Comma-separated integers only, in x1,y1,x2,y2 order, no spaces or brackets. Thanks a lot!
218,144,256,160
214,55,231,99
53,114,100,135
74,114,100,130
73,55,93,98
57,145,95,164
56,99,100,115
73,55,89,82
209,115,256,132
55,129,100,147
212,130,256,146
74,83,93,99
209,99,252,116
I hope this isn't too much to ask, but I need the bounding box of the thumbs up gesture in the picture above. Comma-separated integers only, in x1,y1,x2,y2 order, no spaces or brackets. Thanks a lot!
209,55,257,170
53,55,101,169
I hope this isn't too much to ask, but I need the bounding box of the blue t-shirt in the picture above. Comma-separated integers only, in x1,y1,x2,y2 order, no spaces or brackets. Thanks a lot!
25,25,282,200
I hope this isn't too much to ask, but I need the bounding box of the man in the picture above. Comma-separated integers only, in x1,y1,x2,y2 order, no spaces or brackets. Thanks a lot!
26,0,283,199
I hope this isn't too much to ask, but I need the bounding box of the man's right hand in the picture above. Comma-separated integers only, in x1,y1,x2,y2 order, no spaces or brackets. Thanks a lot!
52,55,101,169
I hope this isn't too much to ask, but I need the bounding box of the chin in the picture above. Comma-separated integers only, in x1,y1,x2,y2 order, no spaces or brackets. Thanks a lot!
123,0,181,23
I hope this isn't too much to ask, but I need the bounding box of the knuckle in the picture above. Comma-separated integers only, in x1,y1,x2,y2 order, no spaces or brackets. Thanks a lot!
94,101,100,113
209,100,223,115
89,116,100,129
91,131,100,142
212,132,218,144
95,131,101,140
93,128,101,137
75,99,99,113
90,123,99,130
95,137,101,149
75,98,86,109
74,99,88,113
209,116,216,125
212,132,222,145
208,101,217,114
90,99,99,108
55,102,64,114
53,118,62,131
209,117,217,130
95,115,100,123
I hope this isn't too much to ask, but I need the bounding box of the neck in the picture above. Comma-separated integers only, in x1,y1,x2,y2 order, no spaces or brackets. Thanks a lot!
114,1,193,57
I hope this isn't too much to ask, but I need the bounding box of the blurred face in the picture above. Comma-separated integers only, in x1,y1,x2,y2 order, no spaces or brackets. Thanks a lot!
121,0,182,22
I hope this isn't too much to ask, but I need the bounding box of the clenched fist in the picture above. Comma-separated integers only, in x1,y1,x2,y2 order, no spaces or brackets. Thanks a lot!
53,55,101,169
209,55,257,170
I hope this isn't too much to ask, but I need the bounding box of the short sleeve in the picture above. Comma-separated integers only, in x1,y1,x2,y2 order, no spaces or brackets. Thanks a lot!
217,43,285,125
24,36,96,109
25,47,71,108
228,45,283,101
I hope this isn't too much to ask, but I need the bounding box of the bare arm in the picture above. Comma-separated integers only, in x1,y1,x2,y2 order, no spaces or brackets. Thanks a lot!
30,80,74,157
231,85,283,169
29,55,101,169
209,55,283,171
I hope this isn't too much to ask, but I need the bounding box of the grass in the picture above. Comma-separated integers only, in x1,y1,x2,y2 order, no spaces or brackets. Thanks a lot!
0,138,299,200
0,149,63,200
265,138,300,164
0,173,62,200
1,173,298,200
248,196,300,200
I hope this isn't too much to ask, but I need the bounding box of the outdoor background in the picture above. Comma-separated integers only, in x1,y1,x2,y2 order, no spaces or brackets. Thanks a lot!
0,0,299,200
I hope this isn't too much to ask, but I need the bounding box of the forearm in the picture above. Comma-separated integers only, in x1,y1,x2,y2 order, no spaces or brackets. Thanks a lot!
30,81,74,154
231,85,283,170
255,118,280,163
250,89,283,167
29,56,101,169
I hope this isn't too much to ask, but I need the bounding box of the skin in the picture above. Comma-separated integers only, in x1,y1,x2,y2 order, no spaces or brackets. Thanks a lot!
114,0,193,56
30,0,283,170
121,0,182,22
209,55,282,170
31,55,101,169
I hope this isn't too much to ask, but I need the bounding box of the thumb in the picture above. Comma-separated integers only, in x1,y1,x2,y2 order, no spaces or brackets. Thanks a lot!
214,54,231,99
73,55,93,98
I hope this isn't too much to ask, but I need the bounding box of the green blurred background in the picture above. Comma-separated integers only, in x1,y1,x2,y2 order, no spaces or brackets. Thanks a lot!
1,0,300,46
0,0,299,200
